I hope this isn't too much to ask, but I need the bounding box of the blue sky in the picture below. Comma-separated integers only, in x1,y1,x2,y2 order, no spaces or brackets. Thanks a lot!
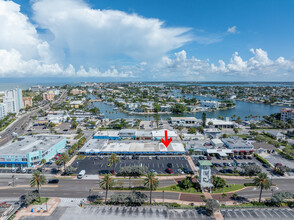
1,0,294,81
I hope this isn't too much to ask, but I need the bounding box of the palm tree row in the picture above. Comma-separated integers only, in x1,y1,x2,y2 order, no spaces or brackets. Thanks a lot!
99,171,159,204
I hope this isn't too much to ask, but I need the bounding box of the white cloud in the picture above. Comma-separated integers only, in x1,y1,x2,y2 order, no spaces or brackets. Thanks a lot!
0,0,293,81
31,0,192,65
155,48,294,80
227,26,238,34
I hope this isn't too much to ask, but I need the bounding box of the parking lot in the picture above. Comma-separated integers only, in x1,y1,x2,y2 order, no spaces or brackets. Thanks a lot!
221,208,294,219
74,156,192,175
192,155,270,175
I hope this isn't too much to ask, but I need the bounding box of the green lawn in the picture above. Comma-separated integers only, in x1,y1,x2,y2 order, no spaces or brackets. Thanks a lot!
157,184,245,194
32,197,49,205
212,184,244,193
157,185,202,194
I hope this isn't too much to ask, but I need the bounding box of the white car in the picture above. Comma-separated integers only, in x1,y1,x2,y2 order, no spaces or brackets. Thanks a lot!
149,156,152,160
11,168,16,173
177,169,184,174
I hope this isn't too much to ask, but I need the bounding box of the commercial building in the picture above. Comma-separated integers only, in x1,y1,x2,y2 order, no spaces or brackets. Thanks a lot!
22,97,33,108
69,100,84,108
71,89,87,95
79,139,185,155
280,108,294,124
93,131,120,140
205,118,235,128
151,129,178,140
0,135,66,168
43,91,55,101
222,137,254,154
170,117,197,127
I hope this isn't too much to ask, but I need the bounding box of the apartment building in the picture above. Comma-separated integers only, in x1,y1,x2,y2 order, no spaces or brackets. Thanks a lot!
280,108,294,123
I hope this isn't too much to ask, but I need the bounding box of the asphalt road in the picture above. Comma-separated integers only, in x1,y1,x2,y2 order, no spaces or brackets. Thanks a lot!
0,176,293,201
0,91,67,147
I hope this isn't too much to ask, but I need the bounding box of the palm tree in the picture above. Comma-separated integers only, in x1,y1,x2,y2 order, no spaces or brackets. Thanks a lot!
30,171,47,202
57,152,70,172
253,173,272,202
99,174,113,202
144,172,159,204
108,153,120,171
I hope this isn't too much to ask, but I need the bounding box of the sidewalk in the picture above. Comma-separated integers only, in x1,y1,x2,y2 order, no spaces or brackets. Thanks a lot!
14,198,60,220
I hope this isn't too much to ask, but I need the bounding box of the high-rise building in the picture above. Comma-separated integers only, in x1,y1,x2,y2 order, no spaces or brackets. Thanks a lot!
43,91,55,101
2,88,23,114
0,103,7,119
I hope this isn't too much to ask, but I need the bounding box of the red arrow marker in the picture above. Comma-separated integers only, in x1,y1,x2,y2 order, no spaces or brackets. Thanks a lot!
161,130,171,148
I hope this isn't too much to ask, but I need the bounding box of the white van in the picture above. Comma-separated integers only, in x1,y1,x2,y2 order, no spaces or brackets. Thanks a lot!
77,170,86,179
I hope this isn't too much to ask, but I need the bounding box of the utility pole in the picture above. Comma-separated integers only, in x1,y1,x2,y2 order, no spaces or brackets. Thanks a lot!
163,190,165,203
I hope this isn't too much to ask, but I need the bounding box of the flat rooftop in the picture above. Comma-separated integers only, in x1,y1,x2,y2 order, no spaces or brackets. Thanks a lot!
0,135,65,156
79,139,185,154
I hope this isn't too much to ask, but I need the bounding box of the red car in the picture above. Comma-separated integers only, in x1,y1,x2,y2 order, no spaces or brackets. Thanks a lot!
165,168,174,174
110,170,116,175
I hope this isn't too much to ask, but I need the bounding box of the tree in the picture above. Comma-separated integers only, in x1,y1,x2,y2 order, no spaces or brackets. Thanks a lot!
40,159,46,164
30,171,47,202
233,128,239,134
99,174,113,202
90,107,100,115
269,192,293,207
77,128,82,134
153,103,161,113
64,165,77,175
171,104,186,113
253,173,272,202
108,191,147,206
144,172,159,204
205,199,220,216
208,121,213,126
48,122,55,128
177,125,184,134
135,119,142,128
56,152,70,172
179,176,193,190
236,116,242,124
108,153,120,171
212,176,226,190
232,193,238,201
243,164,262,177
188,127,197,134
71,120,78,129
154,114,160,128
202,112,206,127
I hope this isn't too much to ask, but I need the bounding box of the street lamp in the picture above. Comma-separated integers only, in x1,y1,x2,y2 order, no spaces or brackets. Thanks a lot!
12,175,15,187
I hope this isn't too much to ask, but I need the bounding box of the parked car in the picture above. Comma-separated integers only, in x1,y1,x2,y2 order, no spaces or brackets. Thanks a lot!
16,168,21,173
207,156,212,160
11,168,16,173
263,164,270,168
48,179,59,184
167,163,173,168
150,169,158,174
165,168,174,174
110,170,116,175
21,168,26,173
149,156,152,160
177,169,184,174
122,155,127,160
27,169,33,174
155,156,160,160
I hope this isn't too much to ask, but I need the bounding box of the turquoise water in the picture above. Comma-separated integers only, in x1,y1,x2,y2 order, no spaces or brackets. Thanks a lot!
89,94,288,120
